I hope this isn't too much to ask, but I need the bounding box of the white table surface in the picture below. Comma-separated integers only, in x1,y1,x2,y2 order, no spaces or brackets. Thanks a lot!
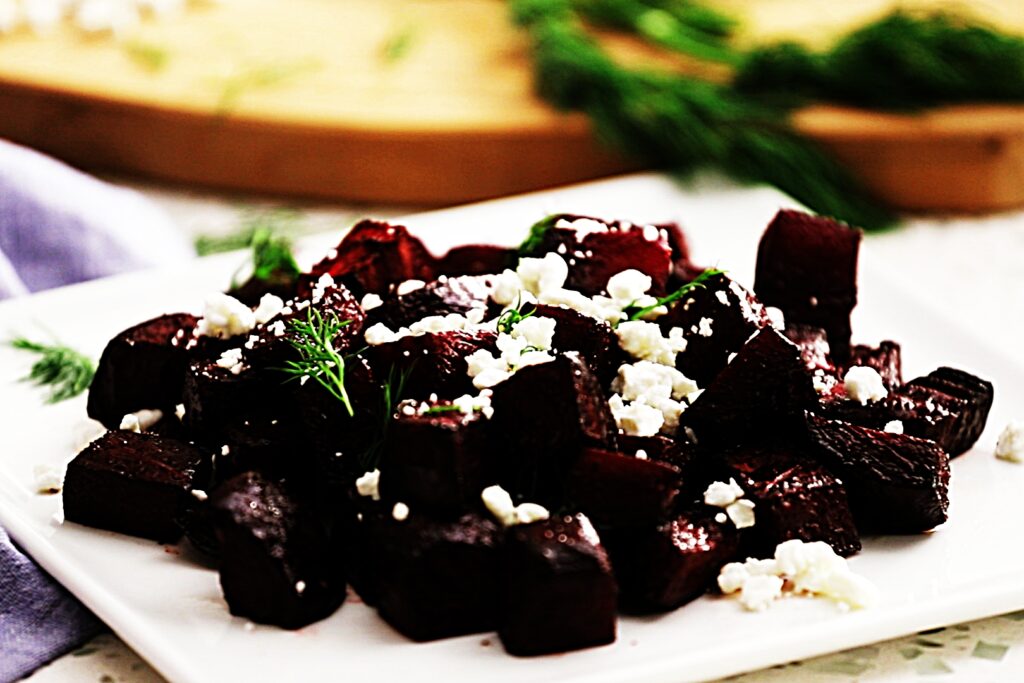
22,175,1024,683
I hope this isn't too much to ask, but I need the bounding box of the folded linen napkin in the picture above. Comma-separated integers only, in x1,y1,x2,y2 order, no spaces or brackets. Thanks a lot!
0,139,192,681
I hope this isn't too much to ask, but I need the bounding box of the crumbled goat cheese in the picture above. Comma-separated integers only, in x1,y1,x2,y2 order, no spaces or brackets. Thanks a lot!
175,403,185,421
118,408,164,433
392,502,410,521
606,269,652,305
216,348,246,375
510,316,556,351
450,391,495,419
715,290,730,306
612,361,698,402
615,321,687,366
696,317,714,337
253,293,284,324
726,499,756,529
481,485,549,527
197,293,256,339
635,449,648,460
268,320,287,337
765,306,786,330
490,269,524,306
34,464,64,494
310,274,336,303
843,366,888,404
608,394,664,437
191,489,208,502
517,253,569,296
883,420,904,434
704,478,744,507
465,321,557,390
220,445,230,456
739,575,785,611
364,322,403,346
360,293,384,310
996,421,1024,463
355,469,381,501
295,580,306,595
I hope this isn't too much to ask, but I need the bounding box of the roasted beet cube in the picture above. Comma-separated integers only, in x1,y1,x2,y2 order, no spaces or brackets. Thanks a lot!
500,513,617,656
532,303,623,385
306,220,435,296
369,276,491,331
847,341,902,389
719,447,861,557
806,415,950,533
565,448,681,528
87,313,199,429
905,367,993,456
379,401,494,515
618,434,704,497
524,215,673,296
434,245,515,277
754,210,861,362
367,330,497,401
210,472,345,629
64,430,208,542
604,509,738,613
490,353,616,502
680,328,817,447
374,512,503,641
659,273,770,387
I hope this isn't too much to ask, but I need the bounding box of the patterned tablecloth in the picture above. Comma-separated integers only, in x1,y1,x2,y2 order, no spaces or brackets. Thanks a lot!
24,178,1024,683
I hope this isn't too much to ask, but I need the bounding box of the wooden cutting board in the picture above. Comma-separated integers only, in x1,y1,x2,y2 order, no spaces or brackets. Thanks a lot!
0,0,1021,213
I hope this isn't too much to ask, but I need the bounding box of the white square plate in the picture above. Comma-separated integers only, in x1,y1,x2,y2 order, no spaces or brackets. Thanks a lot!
2,174,1022,683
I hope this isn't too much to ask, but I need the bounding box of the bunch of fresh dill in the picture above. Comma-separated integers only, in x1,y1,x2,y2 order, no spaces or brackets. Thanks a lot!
10,338,95,403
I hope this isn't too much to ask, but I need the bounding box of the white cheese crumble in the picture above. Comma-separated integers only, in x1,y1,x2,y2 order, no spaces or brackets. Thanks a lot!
608,394,664,437
765,306,786,330
481,485,550,527
34,464,64,494
253,293,284,324
392,502,410,521
606,269,651,305
295,580,306,595
715,290,730,306
697,317,714,337
450,391,495,419
118,408,163,433
360,293,384,311
883,420,904,434
996,421,1024,463
517,253,568,296
191,489,208,502
615,321,687,366
215,348,246,375
268,320,287,337
465,321,557,390
490,269,525,306
310,274,336,303
843,366,888,405
718,540,878,612
726,499,756,529
174,403,185,421
355,469,382,501
704,479,756,529
197,293,256,339
396,279,426,296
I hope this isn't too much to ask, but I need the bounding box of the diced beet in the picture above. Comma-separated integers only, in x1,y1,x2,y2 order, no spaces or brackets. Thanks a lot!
490,353,616,502
367,330,497,401
434,245,515,277
565,448,681,528
754,210,861,362
500,513,617,656
659,273,770,387
618,434,705,497
379,401,494,516
680,328,817,447
532,303,623,385
524,214,673,296
719,447,861,557
785,324,835,375
806,415,950,533
369,276,491,331
604,509,738,613
846,342,902,390
181,357,267,445
87,313,199,429
306,220,435,296
374,512,503,641
228,271,298,308
64,430,209,542
210,472,345,629
906,367,993,456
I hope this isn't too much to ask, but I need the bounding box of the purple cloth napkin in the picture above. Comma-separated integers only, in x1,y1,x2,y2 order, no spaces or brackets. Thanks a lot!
0,139,192,681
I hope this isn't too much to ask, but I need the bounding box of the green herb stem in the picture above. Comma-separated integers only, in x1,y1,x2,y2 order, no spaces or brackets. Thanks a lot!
281,309,355,417
626,267,723,320
10,338,95,403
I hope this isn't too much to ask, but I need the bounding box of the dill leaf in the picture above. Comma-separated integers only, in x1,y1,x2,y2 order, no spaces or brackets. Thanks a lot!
10,338,95,403
625,267,724,320
280,309,355,417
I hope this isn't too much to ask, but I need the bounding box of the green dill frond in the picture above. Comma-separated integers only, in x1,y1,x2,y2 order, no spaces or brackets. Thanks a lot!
518,214,562,256
10,338,95,403
250,228,301,281
381,22,420,64
497,295,537,334
280,309,355,417
625,267,724,320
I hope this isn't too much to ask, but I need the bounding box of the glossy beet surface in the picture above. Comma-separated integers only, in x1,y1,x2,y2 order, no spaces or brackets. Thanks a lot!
210,472,345,629
500,513,617,656
906,367,993,457
433,245,515,278
64,430,208,542
605,509,738,613
566,448,681,528
755,209,861,361
369,276,491,330
806,414,950,533
532,303,623,385
87,312,199,429
368,329,497,400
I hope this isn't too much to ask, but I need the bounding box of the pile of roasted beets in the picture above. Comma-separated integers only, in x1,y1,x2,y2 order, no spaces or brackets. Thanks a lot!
66,209,993,656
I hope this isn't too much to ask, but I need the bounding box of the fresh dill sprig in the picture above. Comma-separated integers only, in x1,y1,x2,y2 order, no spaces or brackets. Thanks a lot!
281,309,355,417
10,338,95,404
250,228,301,281
518,214,561,256
195,209,302,286
194,208,301,256
381,22,420,64
625,267,723,320
497,295,536,333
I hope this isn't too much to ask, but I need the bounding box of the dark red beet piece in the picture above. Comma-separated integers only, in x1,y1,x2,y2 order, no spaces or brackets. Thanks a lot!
847,342,903,390
618,434,705,499
806,414,950,533
369,276,491,331
210,472,346,629
379,401,494,516
754,209,861,362
565,448,681,528
905,367,993,456
659,272,770,387
500,513,617,656
306,220,435,296
719,447,861,557
87,313,199,429
373,512,503,641
604,509,738,613
434,245,515,277
64,430,209,542
680,328,817,447
490,353,616,502
367,329,497,401
532,303,623,385
228,271,298,308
